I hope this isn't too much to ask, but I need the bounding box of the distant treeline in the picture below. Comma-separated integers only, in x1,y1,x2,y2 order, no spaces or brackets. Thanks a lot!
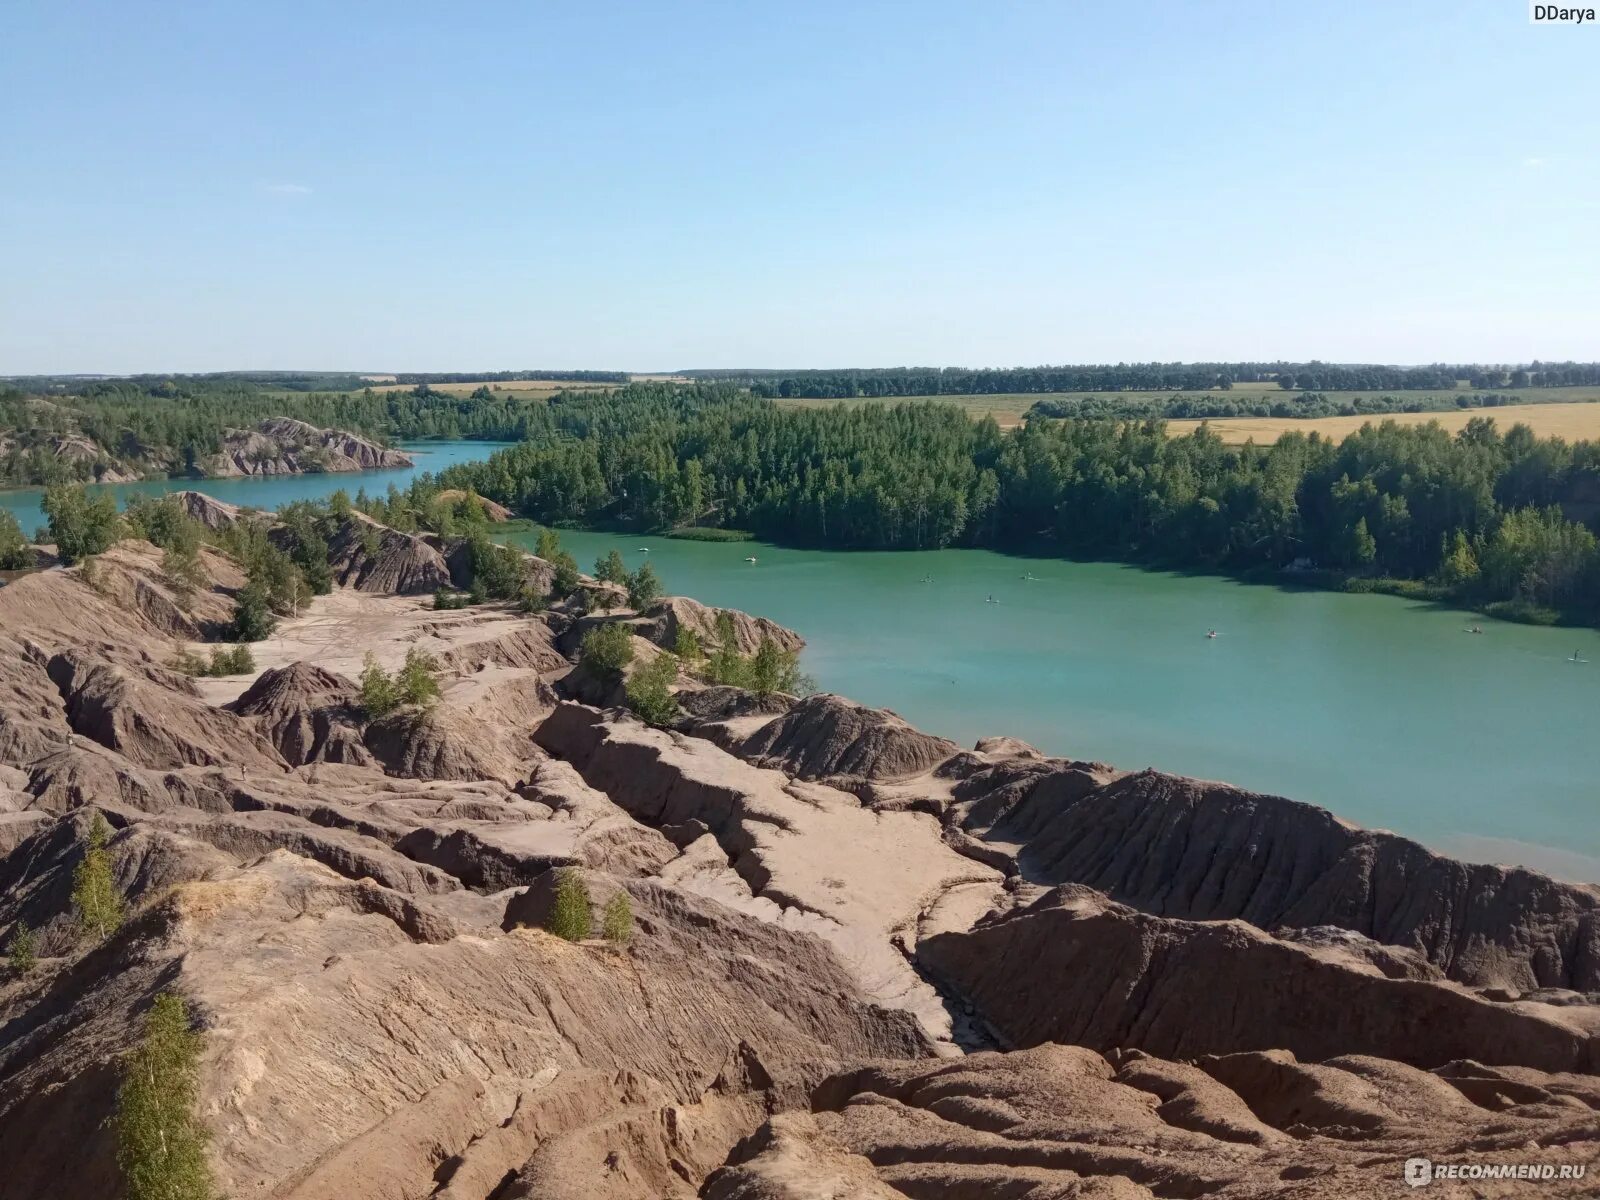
2,368,630,396
678,361,1600,398
0,383,556,484
411,385,1600,627
386,370,629,385
1027,390,1550,422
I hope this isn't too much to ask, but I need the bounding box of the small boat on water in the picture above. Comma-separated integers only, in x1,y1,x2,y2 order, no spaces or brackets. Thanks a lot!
1206,630,1218,639
744,555,758,563
986,594,998,604
637,547,650,552
1572,650,1590,664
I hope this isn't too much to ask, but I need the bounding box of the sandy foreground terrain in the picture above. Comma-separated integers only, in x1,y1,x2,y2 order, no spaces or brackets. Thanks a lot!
192,590,537,704
3,530,1598,1198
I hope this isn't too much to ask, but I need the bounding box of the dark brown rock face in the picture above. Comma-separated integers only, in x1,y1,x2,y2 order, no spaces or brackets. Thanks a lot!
46,651,284,773
326,513,453,594
919,885,1599,1074
228,661,373,766
738,692,961,785
959,763,1600,992
718,1045,1600,1199
363,704,523,786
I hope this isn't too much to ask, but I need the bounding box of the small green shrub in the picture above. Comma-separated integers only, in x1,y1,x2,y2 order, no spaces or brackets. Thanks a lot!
360,650,439,714
671,625,702,665
230,579,277,642
625,563,662,610
594,549,628,585
546,869,592,942
72,812,124,944
170,644,254,677
359,652,399,716
209,644,255,675
7,922,37,974
625,652,680,726
0,510,35,570
396,648,441,706
601,892,633,944
167,643,208,676
580,623,635,676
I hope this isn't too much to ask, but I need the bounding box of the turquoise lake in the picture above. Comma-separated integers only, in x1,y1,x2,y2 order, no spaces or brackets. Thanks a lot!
0,441,518,536
4,444,1596,879
532,530,1600,882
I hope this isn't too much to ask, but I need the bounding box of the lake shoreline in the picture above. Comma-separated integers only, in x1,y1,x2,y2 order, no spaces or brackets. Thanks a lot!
527,525,1600,875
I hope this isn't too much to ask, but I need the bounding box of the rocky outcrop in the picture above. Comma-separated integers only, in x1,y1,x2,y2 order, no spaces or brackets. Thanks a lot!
639,596,805,655
763,1044,1600,1199
46,651,283,774
3,545,1598,1200
434,623,567,675
0,839,927,1200
953,761,1600,992
227,661,373,766
364,704,524,786
0,540,227,658
739,692,962,786
919,885,1599,1073
535,702,1002,1048
326,512,452,594
170,489,248,530
208,418,411,477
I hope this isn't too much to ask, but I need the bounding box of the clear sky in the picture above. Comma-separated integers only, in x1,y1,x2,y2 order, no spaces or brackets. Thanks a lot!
3,0,1597,374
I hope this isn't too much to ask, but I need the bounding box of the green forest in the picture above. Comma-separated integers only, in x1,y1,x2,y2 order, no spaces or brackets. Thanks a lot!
400,384,1600,626
682,361,1600,398
5,375,1600,626
0,382,546,484
1026,389,1542,423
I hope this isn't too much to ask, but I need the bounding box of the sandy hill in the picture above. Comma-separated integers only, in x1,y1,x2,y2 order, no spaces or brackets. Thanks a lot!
0,499,1595,1198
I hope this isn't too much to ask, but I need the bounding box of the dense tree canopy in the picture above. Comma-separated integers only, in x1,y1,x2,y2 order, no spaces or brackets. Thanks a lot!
414,387,1600,625
680,361,1600,398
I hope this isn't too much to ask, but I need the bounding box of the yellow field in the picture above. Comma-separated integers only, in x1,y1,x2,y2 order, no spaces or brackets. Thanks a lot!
1166,403,1600,445
776,387,1600,438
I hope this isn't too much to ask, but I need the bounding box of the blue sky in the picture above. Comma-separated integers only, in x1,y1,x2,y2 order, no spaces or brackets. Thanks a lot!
3,0,1596,373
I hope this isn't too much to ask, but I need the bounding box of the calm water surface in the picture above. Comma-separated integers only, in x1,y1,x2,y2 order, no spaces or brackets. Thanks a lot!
0,441,515,535
3,446,1594,879
532,530,1600,880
